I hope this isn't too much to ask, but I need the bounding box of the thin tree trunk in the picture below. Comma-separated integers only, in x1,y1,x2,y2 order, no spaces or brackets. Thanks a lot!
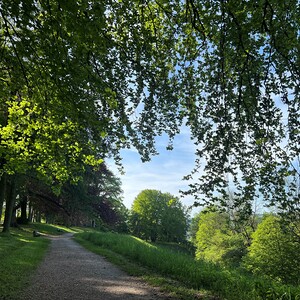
0,174,6,223
36,211,41,223
2,176,16,233
28,201,33,222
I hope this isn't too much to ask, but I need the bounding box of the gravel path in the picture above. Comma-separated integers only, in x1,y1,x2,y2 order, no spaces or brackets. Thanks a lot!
21,234,174,300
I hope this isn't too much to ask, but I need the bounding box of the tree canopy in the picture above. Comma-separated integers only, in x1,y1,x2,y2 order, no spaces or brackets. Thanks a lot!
0,0,299,217
131,189,187,242
195,209,247,266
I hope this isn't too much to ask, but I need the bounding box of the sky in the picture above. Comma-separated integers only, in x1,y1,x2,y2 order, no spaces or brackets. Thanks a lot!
107,126,201,214
106,95,291,215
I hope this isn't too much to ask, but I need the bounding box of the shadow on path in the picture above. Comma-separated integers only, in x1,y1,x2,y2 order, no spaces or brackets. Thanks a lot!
21,233,173,300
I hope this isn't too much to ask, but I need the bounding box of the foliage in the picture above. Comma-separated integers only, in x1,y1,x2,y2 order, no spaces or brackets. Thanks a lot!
26,163,128,231
76,230,300,300
0,0,185,182
0,0,299,216
130,189,187,242
244,214,300,285
188,210,202,245
195,210,247,267
179,0,300,212
87,164,129,232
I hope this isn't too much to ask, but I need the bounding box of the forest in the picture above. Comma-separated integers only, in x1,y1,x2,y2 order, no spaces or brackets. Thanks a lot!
0,0,299,299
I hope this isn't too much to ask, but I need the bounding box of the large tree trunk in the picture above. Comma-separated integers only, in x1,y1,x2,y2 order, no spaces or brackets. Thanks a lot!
0,174,7,223
2,176,16,233
18,195,28,224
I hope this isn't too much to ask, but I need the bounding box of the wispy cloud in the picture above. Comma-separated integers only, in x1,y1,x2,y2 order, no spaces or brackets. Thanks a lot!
108,127,199,211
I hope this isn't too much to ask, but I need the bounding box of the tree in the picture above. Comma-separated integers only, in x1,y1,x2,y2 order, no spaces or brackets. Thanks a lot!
0,0,183,231
0,174,6,222
131,189,187,243
180,0,300,213
195,209,247,267
25,163,128,231
81,164,129,232
243,214,300,285
1,1,299,231
188,211,202,245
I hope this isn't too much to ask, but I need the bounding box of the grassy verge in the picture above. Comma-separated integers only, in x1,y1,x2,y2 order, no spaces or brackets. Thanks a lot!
74,234,214,299
75,231,300,300
0,223,79,299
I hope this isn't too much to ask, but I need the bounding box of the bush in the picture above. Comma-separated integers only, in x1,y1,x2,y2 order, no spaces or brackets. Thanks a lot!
195,211,246,267
244,215,300,285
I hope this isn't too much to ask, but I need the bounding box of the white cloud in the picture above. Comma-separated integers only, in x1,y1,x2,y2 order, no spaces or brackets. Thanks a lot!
107,126,199,210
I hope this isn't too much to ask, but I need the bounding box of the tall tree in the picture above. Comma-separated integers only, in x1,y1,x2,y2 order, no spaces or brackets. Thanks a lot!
64,164,128,231
131,189,187,242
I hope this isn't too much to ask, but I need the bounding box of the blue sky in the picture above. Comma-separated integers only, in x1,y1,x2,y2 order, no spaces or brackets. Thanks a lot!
107,95,290,214
108,126,201,213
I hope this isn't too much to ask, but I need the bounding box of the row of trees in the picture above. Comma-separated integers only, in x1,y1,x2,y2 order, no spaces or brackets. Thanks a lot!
0,183,188,243
0,163,129,232
0,184,189,247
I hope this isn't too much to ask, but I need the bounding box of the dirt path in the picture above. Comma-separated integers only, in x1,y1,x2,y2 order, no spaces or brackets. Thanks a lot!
21,234,174,300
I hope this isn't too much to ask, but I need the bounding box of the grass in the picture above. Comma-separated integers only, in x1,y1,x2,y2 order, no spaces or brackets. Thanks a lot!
1,224,299,299
0,223,80,299
21,223,84,235
75,231,300,300
74,233,215,299
155,241,195,256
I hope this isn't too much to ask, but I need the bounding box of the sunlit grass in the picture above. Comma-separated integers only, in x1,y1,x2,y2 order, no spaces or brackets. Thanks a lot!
75,231,300,300
0,222,83,299
0,227,50,299
22,223,66,235
18,238,34,243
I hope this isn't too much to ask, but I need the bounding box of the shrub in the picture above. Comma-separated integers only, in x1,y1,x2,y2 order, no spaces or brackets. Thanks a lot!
244,215,300,285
